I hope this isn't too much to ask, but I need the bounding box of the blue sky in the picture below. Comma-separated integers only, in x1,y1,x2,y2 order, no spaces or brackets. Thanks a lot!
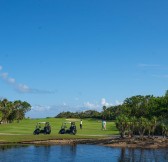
0,0,168,118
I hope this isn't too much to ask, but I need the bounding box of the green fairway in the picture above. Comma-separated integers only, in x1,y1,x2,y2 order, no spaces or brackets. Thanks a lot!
0,118,119,143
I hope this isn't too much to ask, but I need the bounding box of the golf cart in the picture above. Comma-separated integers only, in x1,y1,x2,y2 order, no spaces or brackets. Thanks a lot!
33,122,51,135
59,121,77,135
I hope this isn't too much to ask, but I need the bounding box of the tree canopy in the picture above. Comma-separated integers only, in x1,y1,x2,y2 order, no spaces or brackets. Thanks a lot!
0,98,31,123
56,91,168,120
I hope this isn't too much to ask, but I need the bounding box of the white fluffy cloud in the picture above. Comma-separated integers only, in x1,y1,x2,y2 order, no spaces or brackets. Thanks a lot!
82,98,122,112
83,98,122,111
26,98,123,118
101,98,111,107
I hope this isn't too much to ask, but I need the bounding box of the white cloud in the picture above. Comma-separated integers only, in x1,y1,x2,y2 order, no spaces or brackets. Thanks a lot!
31,105,51,112
83,98,122,111
0,65,2,70
17,84,30,93
8,78,16,84
63,102,67,106
26,98,123,118
1,72,8,79
26,104,73,118
0,73,16,84
101,98,106,105
101,98,111,107
0,66,55,94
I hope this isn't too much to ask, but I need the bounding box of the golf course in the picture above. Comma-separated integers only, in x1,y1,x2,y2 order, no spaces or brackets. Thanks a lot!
0,118,118,143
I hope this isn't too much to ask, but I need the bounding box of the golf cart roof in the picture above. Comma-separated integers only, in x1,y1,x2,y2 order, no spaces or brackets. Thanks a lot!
37,122,48,124
63,122,71,124
65,119,80,122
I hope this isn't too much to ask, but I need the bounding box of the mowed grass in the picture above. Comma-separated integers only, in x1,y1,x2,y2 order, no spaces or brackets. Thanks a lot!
0,118,119,143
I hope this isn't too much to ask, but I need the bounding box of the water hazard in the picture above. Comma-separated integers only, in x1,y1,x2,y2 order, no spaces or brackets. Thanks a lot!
0,144,168,162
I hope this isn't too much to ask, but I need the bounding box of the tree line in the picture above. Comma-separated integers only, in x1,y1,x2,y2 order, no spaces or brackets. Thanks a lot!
56,110,102,119
56,90,168,137
0,98,31,123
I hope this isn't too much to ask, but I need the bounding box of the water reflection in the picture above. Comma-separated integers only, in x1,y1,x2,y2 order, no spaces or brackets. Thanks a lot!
60,144,77,160
33,145,52,161
0,144,167,162
0,144,29,151
117,147,168,162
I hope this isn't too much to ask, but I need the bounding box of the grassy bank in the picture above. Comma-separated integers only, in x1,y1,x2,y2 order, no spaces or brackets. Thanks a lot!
0,118,118,143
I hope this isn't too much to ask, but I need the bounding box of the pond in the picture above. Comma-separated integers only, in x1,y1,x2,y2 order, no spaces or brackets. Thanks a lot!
0,144,168,162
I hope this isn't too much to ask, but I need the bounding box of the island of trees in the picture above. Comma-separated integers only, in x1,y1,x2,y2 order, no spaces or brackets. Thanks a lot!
0,99,31,123
56,90,168,138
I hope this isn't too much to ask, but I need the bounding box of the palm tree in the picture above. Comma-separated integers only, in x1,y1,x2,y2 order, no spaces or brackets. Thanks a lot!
138,117,148,139
115,115,129,138
145,119,152,138
128,116,137,138
150,117,157,137
161,122,168,138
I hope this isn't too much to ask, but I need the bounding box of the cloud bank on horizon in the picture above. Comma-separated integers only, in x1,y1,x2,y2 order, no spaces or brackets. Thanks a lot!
26,98,123,118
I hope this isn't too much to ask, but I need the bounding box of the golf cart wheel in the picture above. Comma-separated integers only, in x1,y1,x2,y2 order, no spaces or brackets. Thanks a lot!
33,129,40,135
59,129,65,134
46,130,51,134
72,129,77,135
